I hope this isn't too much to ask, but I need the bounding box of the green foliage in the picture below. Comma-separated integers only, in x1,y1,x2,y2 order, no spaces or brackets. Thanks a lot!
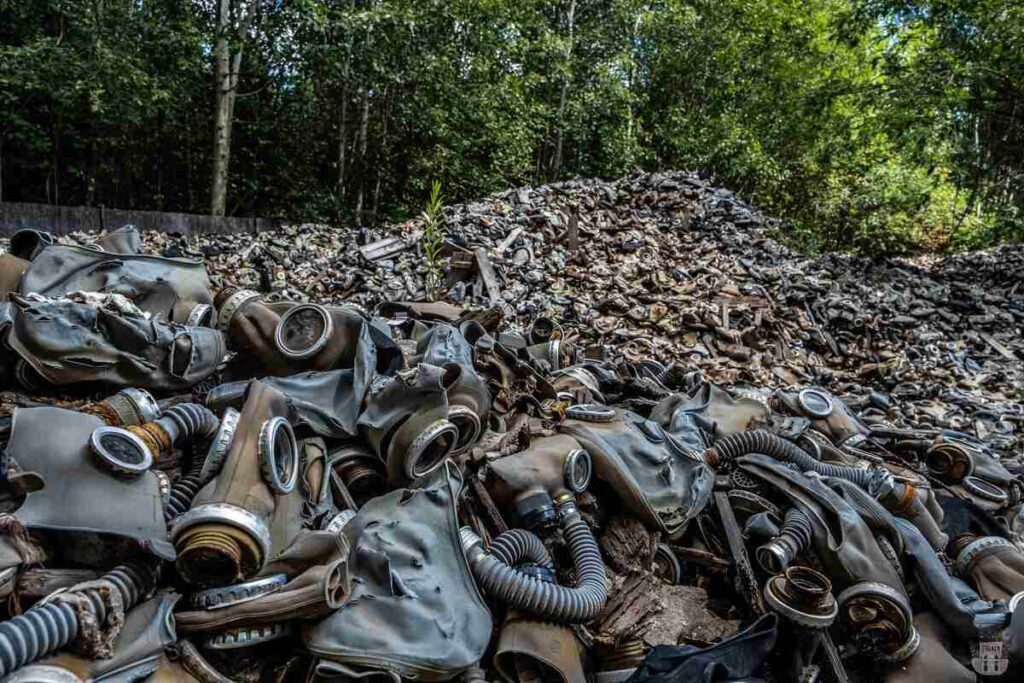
1,0,1022,254
421,179,445,300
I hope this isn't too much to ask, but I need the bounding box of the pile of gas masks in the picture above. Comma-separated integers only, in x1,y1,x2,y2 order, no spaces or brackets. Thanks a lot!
0,226,1022,682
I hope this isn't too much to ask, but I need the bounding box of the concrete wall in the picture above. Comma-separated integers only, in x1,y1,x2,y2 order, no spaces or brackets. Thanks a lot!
0,202,297,236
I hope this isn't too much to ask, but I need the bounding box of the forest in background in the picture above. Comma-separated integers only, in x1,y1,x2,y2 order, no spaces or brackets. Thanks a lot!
1,0,1022,255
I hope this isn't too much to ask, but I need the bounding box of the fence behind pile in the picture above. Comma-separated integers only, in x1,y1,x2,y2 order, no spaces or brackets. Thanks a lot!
0,202,305,236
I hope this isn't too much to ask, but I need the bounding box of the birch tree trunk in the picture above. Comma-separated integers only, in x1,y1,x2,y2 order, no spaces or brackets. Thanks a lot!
210,0,255,217
550,0,576,181
337,86,348,204
370,88,390,223
353,88,370,222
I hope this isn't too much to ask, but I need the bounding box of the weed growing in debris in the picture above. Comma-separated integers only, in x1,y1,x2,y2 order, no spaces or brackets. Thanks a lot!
422,180,445,300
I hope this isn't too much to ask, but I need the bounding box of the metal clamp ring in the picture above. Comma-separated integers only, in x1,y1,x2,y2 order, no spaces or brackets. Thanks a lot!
190,573,288,610
258,417,299,495
204,622,293,650
548,339,562,371
120,388,161,424
402,419,458,480
763,567,838,629
1009,591,1024,614
200,407,240,481
216,289,261,332
566,404,615,423
170,503,273,562
322,509,357,535
185,303,214,328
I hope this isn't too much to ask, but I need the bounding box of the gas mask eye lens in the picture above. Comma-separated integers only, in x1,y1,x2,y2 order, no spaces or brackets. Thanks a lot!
564,449,592,493
797,389,834,418
961,475,1008,504
90,426,153,477
259,417,299,495
274,304,333,360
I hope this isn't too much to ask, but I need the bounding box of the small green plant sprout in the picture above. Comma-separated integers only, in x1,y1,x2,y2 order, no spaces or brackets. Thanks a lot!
422,180,446,300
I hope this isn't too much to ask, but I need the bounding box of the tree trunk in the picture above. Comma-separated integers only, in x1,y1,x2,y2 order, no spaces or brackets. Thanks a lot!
626,12,643,147
52,111,61,206
550,0,576,181
353,88,371,223
210,0,232,216
370,88,391,223
337,87,348,206
210,0,255,217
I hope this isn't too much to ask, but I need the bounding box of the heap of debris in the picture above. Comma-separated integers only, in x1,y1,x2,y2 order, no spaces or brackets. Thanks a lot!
0,171,1021,683
152,170,1024,453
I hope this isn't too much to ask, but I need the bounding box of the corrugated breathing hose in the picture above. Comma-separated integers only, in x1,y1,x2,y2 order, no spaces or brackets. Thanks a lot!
461,498,607,623
704,431,948,550
488,529,554,570
756,506,813,573
165,455,209,521
0,560,158,677
126,403,221,465
156,403,220,445
699,430,877,488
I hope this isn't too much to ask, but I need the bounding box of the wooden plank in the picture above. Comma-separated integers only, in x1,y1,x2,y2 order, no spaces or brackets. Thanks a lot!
714,491,765,615
495,227,524,256
474,247,503,303
567,210,579,253
979,332,1015,360
359,231,422,261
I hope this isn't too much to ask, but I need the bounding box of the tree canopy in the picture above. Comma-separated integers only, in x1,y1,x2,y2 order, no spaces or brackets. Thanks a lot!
1,0,1022,254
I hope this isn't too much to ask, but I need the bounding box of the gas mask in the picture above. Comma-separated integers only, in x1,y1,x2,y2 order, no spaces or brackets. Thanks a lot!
484,434,593,530
215,288,394,377
357,364,461,486
414,324,491,455
15,594,180,682
883,612,977,683
737,454,908,597
175,526,348,643
773,388,870,446
3,406,175,561
172,381,304,587
927,433,1021,509
19,230,213,324
550,365,606,405
202,299,395,441
558,407,714,534
653,381,770,442
3,294,224,390
952,535,1024,601
494,613,586,683
302,463,491,680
